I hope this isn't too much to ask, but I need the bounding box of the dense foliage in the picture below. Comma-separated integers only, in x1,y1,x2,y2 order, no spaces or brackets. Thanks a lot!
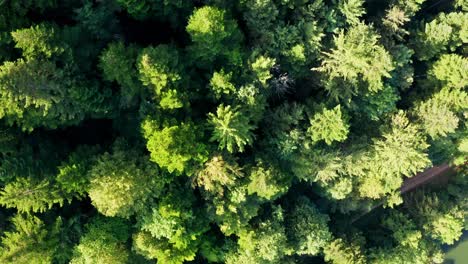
0,0,466,263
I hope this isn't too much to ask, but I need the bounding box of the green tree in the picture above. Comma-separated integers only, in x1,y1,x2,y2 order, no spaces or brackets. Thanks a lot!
314,23,394,101
355,111,431,199
0,214,61,264
142,118,209,175
137,45,186,109
324,237,366,264
209,70,236,99
338,0,365,25
414,97,459,139
405,192,465,245
186,6,243,68
194,154,243,195
208,104,255,153
427,54,468,89
87,141,167,218
70,216,130,264
99,41,141,107
226,207,291,264
0,176,65,213
411,12,468,61
250,55,276,87
286,196,333,256
11,23,67,60
247,161,291,200
0,59,102,130
307,105,349,145
133,184,209,264
56,145,101,200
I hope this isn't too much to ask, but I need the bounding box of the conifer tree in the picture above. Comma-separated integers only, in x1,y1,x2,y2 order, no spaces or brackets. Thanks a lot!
208,104,255,153
315,23,394,101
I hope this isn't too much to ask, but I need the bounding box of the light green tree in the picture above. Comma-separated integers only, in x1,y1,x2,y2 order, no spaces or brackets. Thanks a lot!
186,6,243,68
71,216,130,264
142,118,209,175
0,214,61,264
88,142,167,218
314,23,394,101
137,45,186,109
307,105,349,145
208,104,255,153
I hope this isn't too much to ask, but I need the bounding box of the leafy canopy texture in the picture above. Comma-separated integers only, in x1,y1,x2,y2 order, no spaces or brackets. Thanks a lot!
88,142,167,218
0,1,466,264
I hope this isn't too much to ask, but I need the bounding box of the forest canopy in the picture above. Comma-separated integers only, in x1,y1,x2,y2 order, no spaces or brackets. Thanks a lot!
0,0,466,263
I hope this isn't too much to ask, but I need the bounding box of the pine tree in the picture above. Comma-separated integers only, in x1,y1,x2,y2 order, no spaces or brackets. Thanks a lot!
208,104,255,153
0,214,61,264
314,23,394,101
307,105,349,145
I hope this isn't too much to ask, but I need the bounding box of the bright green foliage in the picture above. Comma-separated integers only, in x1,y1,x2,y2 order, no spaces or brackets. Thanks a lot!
432,87,468,113
206,181,261,235
235,83,268,123
142,119,209,175
99,41,141,106
394,0,426,17
0,214,61,264
286,196,332,255
369,211,444,264
251,55,276,87
412,12,468,61
355,111,431,199
315,23,394,100
428,54,468,89
71,216,130,264
247,161,291,200
186,6,243,68
454,0,468,11
338,0,365,25
195,154,243,195
0,2,466,263
0,58,108,131
137,45,185,109
11,23,66,59
406,192,465,245
208,104,256,153
227,207,290,263
0,176,65,213
324,237,366,264
415,97,459,139
134,185,209,264
209,70,236,99
56,146,100,199
88,143,166,218
307,105,349,145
